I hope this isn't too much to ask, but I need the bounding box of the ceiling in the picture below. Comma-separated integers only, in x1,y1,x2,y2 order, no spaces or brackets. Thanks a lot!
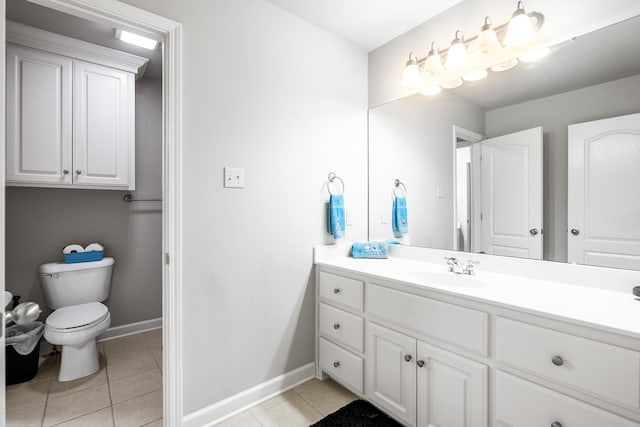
6,0,162,79
264,0,464,51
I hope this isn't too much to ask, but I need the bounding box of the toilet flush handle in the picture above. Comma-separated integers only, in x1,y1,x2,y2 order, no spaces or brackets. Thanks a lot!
43,273,59,279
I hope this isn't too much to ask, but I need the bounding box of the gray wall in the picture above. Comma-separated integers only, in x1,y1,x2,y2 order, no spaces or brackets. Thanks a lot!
485,74,640,262
6,77,163,327
369,92,485,249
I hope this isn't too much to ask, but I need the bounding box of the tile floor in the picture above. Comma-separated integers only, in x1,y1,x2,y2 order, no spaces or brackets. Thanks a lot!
7,328,357,427
6,329,163,427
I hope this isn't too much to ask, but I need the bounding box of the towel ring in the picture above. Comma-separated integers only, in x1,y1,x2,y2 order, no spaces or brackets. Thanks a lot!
327,172,345,195
394,179,407,197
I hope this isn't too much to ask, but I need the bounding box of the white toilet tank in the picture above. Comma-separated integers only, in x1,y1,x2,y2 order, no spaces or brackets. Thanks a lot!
39,257,114,309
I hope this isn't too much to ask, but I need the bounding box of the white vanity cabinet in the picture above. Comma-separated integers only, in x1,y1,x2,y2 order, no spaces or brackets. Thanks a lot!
315,261,640,427
6,21,147,190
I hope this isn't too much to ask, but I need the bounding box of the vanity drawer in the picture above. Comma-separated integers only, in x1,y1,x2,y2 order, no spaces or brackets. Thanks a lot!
319,337,363,394
319,270,364,312
319,303,364,353
367,283,488,355
495,371,638,427
496,316,640,409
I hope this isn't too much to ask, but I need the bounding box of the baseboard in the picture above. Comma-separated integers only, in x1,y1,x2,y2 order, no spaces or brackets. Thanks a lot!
183,362,316,427
97,317,163,342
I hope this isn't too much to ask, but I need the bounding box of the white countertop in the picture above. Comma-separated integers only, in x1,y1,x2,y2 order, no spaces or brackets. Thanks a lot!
315,252,640,340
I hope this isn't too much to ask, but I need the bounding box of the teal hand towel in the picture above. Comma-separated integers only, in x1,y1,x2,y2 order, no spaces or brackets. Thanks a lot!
327,194,346,239
392,196,408,234
351,241,388,259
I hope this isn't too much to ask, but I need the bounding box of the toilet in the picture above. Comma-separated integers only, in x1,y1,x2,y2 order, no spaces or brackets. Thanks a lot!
39,257,114,382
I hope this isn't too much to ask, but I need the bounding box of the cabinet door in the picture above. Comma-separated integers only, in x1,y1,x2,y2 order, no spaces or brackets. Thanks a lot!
73,60,134,189
366,322,416,426
416,341,487,427
6,44,72,185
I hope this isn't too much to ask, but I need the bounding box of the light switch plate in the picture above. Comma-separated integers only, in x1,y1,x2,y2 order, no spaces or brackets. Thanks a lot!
224,167,244,188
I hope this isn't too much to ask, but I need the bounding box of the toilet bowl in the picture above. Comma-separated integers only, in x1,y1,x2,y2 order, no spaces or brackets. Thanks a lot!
44,302,111,381
39,257,114,382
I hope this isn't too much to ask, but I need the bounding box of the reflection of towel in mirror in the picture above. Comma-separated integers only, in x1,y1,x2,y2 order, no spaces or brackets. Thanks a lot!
327,194,346,239
351,241,388,259
392,196,408,234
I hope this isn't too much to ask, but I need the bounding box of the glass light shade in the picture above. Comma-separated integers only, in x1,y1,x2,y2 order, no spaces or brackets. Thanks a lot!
419,84,442,96
491,58,519,72
441,77,463,89
463,69,488,81
401,53,422,87
504,2,535,46
423,42,444,76
445,31,469,69
519,47,550,62
476,17,501,54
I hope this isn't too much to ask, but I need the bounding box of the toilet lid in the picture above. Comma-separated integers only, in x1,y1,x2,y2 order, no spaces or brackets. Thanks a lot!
47,302,109,329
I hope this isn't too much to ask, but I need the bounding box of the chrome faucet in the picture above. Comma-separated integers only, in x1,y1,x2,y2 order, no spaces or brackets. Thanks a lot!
444,257,464,274
463,260,480,275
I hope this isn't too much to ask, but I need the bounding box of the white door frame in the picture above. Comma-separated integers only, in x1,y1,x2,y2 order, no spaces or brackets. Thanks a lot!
3,1,184,425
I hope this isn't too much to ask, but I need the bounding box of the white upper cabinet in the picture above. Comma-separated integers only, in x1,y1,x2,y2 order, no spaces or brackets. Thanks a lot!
5,21,148,190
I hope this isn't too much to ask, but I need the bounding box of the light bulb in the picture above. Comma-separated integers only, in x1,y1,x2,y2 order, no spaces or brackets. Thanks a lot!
441,78,463,89
463,69,488,81
519,47,550,62
476,17,501,54
504,1,535,46
401,52,422,87
445,30,469,69
420,85,442,96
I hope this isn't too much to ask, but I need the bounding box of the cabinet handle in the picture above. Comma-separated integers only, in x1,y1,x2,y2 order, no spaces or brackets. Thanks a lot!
551,422,562,427
333,288,340,294
570,228,580,235
529,228,539,236
333,361,340,368
63,170,69,175
416,360,425,368
76,170,82,175
333,323,340,330
551,355,564,366
404,354,412,362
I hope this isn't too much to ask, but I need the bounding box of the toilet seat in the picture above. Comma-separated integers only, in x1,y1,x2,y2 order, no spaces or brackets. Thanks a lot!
46,302,109,332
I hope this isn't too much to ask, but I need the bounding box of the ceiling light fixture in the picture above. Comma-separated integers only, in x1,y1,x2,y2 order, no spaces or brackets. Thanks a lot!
400,1,546,96
115,29,158,50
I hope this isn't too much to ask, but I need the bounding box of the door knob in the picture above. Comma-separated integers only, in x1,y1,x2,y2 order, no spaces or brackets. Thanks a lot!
529,228,538,235
333,361,340,368
404,354,412,362
570,228,580,235
551,355,564,366
76,170,82,175
333,323,340,330
333,288,340,294
63,170,69,175
551,422,562,427
416,360,425,368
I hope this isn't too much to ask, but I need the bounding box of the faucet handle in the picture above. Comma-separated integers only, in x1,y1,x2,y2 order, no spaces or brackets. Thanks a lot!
463,260,480,275
444,256,458,264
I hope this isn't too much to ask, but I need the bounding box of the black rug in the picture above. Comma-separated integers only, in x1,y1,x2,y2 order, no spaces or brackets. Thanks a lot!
311,400,402,427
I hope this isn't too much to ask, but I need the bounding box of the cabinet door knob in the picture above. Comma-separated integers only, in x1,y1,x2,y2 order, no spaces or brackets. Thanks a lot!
551,422,562,427
404,354,412,362
416,360,425,368
63,170,69,175
333,323,340,330
551,355,564,366
333,288,340,294
76,170,82,175
333,361,340,368
570,228,580,235
529,228,539,236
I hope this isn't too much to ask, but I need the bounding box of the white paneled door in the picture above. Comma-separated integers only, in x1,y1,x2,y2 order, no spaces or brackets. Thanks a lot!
480,127,543,259
568,113,640,270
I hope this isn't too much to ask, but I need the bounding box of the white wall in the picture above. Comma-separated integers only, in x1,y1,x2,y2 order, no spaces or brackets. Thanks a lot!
5,77,163,327
368,0,640,107
485,74,640,262
120,0,368,416
368,92,484,249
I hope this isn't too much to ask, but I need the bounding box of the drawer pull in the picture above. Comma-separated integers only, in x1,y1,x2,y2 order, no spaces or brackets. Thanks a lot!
333,288,340,294
551,422,562,427
333,361,340,368
333,323,341,330
416,360,425,368
551,355,564,366
404,354,412,362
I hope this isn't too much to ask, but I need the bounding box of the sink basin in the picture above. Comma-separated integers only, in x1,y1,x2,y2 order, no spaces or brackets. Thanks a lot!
402,271,486,288
5,291,13,309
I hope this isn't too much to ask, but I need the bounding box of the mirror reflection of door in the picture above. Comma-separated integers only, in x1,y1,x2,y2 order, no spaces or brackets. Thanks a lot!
568,113,640,270
454,126,543,259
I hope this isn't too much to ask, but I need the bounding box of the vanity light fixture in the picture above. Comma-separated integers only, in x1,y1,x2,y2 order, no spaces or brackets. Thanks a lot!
115,29,158,50
400,1,545,95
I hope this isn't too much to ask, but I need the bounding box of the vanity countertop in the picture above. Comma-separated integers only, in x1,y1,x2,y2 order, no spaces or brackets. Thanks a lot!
315,251,640,340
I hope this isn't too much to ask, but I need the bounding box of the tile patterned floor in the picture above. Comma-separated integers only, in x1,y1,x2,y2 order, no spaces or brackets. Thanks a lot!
6,329,163,427
7,328,357,427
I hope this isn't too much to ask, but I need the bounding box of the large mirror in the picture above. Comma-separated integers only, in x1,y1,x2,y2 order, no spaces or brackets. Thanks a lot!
368,15,640,270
